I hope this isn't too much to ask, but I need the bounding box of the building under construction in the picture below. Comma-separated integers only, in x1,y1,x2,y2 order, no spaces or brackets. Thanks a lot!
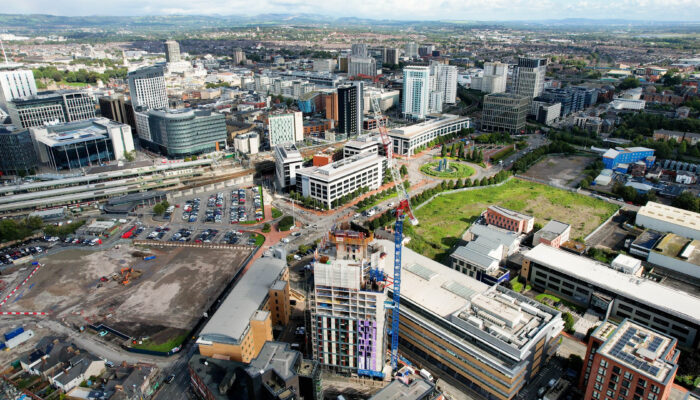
310,224,390,378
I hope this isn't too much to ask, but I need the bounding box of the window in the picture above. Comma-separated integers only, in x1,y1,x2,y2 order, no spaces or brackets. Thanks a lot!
608,381,617,390
636,387,645,396
651,386,660,394
595,383,602,391
592,391,601,399
612,366,621,374
624,372,633,380
607,390,614,397
622,380,631,388
638,379,647,388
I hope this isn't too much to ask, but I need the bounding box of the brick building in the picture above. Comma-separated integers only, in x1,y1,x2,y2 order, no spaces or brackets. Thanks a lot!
484,205,534,234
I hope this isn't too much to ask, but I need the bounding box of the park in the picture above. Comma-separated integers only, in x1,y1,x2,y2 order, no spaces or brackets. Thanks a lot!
419,160,475,179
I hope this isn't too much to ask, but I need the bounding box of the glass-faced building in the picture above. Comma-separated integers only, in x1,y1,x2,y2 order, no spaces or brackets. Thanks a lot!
0,126,38,176
137,108,227,157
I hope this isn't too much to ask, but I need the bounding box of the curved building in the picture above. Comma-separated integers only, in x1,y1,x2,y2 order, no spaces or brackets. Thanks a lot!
0,126,38,176
139,108,227,157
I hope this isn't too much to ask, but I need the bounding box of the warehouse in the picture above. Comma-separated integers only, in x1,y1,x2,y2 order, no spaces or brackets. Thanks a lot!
635,201,700,241
379,240,563,400
522,244,700,348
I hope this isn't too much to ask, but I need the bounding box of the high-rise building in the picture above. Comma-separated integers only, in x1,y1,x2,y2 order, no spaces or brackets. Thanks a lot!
0,126,38,176
338,82,363,136
274,142,303,191
7,90,96,129
324,92,339,123
381,48,399,65
402,66,431,119
418,44,435,57
471,62,508,94
404,42,418,58
0,67,37,112
430,61,458,104
29,118,135,171
127,65,167,110
310,226,388,375
232,47,246,65
511,57,547,99
481,93,529,133
164,40,181,63
268,112,304,146
348,56,378,77
313,59,335,72
579,319,679,400
351,43,368,58
136,108,227,157
98,94,136,131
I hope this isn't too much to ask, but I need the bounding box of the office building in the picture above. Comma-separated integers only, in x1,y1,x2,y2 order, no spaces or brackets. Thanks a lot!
313,59,335,72
344,134,384,158
636,202,700,241
431,61,458,105
0,68,37,111
580,319,679,400
274,143,303,191
233,133,259,155
405,42,419,58
268,112,304,146
0,126,38,176
531,100,561,125
232,47,246,65
418,44,435,57
98,94,136,130
533,220,570,248
311,227,388,376
481,93,529,133
521,244,700,348
8,90,96,129
189,342,320,400
402,66,431,119
348,56,378,77
450,236,510,286
137,108,227,157
196,257,289,362
164,40,181,63
351,44,369,58
485,206,534,234
382,47,400,65
296,153,384,209
602,147,655,169
471,62,508,94
387,114,470,156
379,240,563,400
29,118,134,171
338,82,363,136
511,57,547,99
127,65,167,110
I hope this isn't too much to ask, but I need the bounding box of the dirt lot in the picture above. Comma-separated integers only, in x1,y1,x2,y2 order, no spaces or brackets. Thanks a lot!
523,155,594,187
0,243,251,342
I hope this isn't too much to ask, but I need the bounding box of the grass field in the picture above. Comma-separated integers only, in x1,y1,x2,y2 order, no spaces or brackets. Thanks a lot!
420,162,475,179
131,333,187,353
405,178,619,261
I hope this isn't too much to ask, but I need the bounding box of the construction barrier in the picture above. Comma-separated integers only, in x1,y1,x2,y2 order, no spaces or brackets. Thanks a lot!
0,264,42,308
0,312,48,316
132,240,255,251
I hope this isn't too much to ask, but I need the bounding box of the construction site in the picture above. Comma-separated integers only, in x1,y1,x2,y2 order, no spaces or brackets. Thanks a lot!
0,242,253,351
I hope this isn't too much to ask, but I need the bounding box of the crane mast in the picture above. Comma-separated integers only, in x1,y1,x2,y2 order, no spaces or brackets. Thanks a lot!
369,95,417,370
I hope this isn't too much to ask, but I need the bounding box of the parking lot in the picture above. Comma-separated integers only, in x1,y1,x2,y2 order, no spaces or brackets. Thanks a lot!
168,186,263,225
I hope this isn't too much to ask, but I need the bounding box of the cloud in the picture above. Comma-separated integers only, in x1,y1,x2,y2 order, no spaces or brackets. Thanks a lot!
5,0,700,20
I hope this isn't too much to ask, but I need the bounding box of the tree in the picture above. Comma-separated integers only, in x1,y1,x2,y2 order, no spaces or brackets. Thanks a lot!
618,77,639,90
153,203,166,215
441,145,448,157
124,151,135,162
673,191,699,212
262,223,271,233
400,165,408,177
563,312,575,334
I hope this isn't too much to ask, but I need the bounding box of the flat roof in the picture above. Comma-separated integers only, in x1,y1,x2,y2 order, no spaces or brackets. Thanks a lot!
199,257,285,344
370,379,434,400
597,319,676,383
388,114,467,139
653,234,700,267
297,153,383,181
524,244,700,324
488,205,533,222
637,201,700,233
540,220,570,235
246,341,299,381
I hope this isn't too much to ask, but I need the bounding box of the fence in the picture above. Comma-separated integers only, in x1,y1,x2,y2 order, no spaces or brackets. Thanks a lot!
167,174,254,202
132,240,254,251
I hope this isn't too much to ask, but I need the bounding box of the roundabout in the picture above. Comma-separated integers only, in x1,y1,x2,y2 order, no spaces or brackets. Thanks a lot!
419,160,475,179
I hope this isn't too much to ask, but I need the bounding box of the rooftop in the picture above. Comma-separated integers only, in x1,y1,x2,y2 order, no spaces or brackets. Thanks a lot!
464,224,521,249
524,244,700,324
637,201,700,233
488,205,534,222
246,341,299,382
539,220,570,236
198,257,285,345
653,234,700,266
596,319,677,384
387,114,467,139
31,118,126,147
297,152,383,181
369,379,435,400
274,143,302,162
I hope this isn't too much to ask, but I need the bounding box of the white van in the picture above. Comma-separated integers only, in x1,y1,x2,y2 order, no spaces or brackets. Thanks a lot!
419,368,433,381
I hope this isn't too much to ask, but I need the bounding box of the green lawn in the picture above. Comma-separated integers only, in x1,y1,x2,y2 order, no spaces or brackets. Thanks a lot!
131,334,187,353
271,207,282,219
252,232,265,247
357,191,398,212
405,178,619,261
420,162,475,179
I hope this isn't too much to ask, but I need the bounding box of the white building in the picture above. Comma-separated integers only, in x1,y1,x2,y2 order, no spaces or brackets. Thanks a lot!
344,134,383,158
402,66,431,119
296,152,385,208
0,68,37,111
233,133,260,155
610,254,642,275
636,201,700,240
387,114,470,156
404,42,418,58
471,62,508,94
164,40,181,63
431,61,458,104
313,59,335,72
611,98,646,111
531,101,561,125
363,88,400,114
127,65,167,110
511,57,547,99
274,142,303,191
268,112,304,146
348,56,378,77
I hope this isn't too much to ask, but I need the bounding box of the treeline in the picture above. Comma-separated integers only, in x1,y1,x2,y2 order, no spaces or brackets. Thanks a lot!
33,66,128,86
511,141,576,173
441,142,484,163
610,182,657,205
364,170,510,232
579,159,605,189
0,217,44,243
612,113,700,139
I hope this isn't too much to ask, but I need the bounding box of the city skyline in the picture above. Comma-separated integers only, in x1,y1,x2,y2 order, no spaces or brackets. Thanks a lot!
4,0,700,22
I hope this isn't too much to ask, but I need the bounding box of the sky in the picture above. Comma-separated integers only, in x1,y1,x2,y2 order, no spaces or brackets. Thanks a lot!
5,0,700,21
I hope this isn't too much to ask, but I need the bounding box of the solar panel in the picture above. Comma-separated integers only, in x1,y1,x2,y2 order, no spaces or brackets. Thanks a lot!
648,337,663,352
650,367,660,375
405,263,438,281
441,281,478,300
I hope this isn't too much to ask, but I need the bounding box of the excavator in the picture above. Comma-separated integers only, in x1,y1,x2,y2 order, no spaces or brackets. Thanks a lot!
118,267,142,286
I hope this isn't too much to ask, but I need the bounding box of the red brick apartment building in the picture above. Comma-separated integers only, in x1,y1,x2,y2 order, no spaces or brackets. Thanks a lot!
484,205,534,234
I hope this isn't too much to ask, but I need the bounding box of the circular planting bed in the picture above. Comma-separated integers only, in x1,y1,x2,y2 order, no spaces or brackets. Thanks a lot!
419,161,475,179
